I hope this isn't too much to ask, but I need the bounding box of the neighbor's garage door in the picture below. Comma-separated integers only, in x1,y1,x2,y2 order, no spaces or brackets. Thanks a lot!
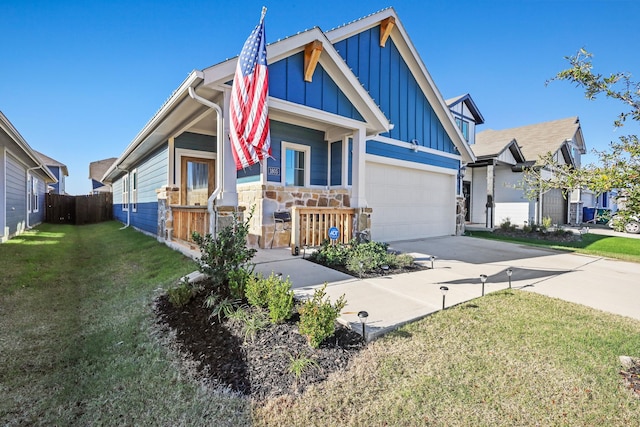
365,162,455,242
542,188,568,225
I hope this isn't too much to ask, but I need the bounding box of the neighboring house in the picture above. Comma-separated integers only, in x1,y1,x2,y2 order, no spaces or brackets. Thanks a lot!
89,157,116,194
102,8,475,249
446,94,485,221
34,150,68,194
469,117,586,227
1,111,57,242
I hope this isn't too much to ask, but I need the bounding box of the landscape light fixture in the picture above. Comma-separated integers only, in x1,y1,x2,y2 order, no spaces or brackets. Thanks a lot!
381,265,389,275
480,274,488,296
440,286,449,310
359,261,364,279
357,310,369,341
430,255,436,269
507,267,513,289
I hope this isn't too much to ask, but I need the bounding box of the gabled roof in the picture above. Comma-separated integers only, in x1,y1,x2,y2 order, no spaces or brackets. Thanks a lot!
201,26,391,137
477,117,585,166
0,111,57,182
446,94,485,125
326,8,476,162
34,150,69,176
471,138,525,164
89,158,117,181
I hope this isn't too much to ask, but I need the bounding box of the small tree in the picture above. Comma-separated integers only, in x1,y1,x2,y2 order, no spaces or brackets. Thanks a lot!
192,207,257,298
522,49,640,224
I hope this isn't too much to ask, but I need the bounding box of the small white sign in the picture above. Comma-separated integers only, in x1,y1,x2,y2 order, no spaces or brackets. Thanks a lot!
268,167,280,176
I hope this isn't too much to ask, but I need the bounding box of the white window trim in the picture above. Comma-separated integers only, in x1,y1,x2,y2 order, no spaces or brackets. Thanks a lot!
174,148,216,188
27,173,32,213
32,176,39,213
122,174,129,211
281,141,311,187
131,169,138,213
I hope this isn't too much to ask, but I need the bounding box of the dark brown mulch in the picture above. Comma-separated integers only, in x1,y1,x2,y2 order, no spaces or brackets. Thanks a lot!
306,259,429,279
154,292,365,400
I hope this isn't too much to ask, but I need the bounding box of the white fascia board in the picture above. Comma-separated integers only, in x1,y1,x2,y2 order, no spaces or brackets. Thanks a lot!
325,8,396,43
102,71,203,182
201,28,390,135
269,98,368,133
373,134,462,161
366,153,458,176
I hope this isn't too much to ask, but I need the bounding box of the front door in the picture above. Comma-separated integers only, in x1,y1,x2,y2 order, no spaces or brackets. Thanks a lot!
463,181,471,222
180,156,215,206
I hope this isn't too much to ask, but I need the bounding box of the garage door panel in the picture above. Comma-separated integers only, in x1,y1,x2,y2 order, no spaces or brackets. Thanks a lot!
366,162,455,242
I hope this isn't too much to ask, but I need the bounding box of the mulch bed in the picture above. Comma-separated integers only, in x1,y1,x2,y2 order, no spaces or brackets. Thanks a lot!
154,292,365,400
306,258,429,279
491,228,582,243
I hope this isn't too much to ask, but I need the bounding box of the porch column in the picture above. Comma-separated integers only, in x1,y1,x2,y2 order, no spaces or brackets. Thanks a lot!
219,88,238,207
341,135,349,187
351,127,367,208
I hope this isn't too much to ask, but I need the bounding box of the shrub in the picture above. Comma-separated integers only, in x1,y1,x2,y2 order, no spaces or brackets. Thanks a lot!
267,276,294,324
298,284,346,348
228,267,253,300
192,207,257,295
245,273,271,308
167,278,193,308
310,240,350,266
394,253,415,268
541,216,553,232
205,293,241,322
345,241,390,274
499,218,517,232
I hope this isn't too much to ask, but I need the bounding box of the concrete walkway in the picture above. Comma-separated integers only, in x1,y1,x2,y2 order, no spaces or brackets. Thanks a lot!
253,236,640,341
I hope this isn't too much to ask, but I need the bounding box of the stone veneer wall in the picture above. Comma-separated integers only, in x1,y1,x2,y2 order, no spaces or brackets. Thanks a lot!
238,183,352,248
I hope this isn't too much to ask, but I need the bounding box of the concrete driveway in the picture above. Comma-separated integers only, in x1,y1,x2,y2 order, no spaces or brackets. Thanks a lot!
253,235,640,340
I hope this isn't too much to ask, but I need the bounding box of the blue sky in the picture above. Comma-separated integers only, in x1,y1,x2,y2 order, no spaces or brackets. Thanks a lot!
2,0,638,195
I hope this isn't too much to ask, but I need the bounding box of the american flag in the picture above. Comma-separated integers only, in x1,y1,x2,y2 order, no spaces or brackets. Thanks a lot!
229,8,271,170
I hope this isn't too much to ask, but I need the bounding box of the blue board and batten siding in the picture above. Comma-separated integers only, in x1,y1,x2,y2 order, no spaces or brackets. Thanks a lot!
270,53,363,122
333,26,456,155
113,144,168,234
266,121,327,185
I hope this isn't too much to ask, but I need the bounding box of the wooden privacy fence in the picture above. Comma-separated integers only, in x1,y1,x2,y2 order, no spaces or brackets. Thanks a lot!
171,206,209,243
291,207,356,247
45,193,113,225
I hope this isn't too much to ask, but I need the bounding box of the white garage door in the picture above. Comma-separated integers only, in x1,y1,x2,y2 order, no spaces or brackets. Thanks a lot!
365,162,455,242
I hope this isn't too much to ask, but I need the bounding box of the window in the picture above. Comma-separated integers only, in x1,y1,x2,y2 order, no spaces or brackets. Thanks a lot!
282,142,310,187
180,157,214,206
455,117,470,142
32,177,39,213
122,174,129,211
27,175,33,213
131,169,138,212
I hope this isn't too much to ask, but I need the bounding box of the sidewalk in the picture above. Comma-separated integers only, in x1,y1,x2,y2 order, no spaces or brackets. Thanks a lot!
253,236,640,341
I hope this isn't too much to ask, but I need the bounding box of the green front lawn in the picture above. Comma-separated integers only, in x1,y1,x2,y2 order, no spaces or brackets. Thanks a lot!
467,230,640,263
2,223,639,426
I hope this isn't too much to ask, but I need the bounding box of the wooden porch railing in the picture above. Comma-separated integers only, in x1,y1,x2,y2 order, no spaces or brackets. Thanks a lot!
291,207,356,247
171,206,209,243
